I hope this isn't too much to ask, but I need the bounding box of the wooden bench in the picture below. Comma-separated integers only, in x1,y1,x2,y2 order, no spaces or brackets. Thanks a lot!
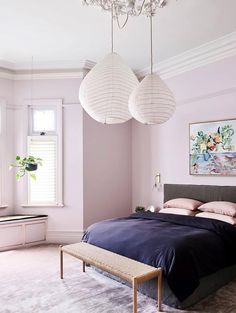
59,242,162,313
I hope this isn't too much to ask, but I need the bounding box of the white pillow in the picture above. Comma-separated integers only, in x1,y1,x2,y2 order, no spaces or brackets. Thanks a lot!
159,208,196,216
196,212,236,225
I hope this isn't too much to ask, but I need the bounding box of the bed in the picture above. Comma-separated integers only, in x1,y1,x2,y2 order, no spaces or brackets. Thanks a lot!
82,184,236,309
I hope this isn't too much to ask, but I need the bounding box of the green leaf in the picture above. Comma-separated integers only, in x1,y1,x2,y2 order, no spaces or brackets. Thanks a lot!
18,168,26,177
30,173,36,181
16,155,21,161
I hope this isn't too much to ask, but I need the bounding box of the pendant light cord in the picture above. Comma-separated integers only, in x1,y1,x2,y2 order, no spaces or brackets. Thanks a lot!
111,5,114,53
31,56,33,106
150,14,153,74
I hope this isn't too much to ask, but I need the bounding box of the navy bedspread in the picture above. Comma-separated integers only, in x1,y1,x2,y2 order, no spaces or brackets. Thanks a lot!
82,213,236,301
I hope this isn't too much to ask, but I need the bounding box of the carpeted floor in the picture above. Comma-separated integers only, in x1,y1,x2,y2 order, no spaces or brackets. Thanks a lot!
1,245,236,313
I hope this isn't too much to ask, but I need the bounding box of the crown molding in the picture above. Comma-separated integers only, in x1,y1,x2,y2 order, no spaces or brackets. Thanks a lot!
0,59,95,71
0,70,13,80
0,31,236,81
136,31,236,79
83,60,96,70
0,59,95,80
0,67,85,80
15,71,84,80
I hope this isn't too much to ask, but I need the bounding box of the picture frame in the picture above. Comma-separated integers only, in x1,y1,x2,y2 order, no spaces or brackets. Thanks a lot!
189,118,236,176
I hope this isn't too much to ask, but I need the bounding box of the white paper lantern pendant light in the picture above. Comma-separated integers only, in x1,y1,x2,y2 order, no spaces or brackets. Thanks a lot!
129,14,176,125
79,8,138,124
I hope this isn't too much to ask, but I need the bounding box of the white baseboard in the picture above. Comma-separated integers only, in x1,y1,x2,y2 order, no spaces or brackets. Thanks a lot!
46,230,84,244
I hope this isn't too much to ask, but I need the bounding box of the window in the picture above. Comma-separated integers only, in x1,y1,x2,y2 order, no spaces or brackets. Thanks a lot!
30,107,56,134
26,100,63,206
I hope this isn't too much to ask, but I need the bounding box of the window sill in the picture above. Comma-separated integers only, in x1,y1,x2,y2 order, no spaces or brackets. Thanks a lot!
0,205,8,209
21,204,64,208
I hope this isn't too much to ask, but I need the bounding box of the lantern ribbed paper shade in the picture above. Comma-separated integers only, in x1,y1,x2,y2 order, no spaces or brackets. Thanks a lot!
129,73,176,125
79,52,139,124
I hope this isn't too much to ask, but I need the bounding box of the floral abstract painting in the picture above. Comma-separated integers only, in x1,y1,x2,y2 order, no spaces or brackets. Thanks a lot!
190,119,236,175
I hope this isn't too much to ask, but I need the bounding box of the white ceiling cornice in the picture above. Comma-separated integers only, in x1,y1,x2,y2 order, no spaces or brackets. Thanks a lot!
14,71,84,81
0,59,95,80
0,31,236,81
136,31,236,79
0,59,95,71
0,69,85,80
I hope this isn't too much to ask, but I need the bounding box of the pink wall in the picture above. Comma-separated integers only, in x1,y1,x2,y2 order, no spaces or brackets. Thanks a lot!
1,77,133,241
0,78,14,216
12,78,84,239
0,78,14,104
1,54,236,237
83,112,132,228
132,56,236,209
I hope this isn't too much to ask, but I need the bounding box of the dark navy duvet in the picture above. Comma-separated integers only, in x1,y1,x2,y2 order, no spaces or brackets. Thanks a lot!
82,212,236,301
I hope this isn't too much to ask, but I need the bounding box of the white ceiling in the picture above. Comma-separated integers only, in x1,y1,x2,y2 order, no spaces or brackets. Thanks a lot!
0,0,236,71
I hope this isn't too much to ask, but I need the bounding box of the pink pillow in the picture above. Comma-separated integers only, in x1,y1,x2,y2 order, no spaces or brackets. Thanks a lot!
164,198,203,211
198,201,236,217
196,212,236,225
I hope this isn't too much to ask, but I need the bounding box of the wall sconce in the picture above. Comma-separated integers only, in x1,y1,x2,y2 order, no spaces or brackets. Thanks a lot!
153,173,161,190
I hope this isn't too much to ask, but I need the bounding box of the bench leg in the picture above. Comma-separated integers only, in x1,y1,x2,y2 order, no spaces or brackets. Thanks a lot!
82,261,86,273
59,245,63,279
157,270,162,312
133,279,137,313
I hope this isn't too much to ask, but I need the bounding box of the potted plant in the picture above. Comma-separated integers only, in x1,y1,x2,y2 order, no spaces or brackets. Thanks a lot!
10,155,43,180
135,206,145,213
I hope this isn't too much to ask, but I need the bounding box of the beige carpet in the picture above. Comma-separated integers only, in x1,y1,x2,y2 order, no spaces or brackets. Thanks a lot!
1,245,236,313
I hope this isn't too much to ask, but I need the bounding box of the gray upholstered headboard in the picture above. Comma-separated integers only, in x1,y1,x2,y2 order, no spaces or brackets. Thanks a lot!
164,184,236,203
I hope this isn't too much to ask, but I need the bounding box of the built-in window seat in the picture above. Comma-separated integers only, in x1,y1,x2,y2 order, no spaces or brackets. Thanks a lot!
0,214,48,251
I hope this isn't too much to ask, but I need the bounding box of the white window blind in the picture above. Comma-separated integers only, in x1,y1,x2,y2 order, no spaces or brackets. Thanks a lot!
28,136,57,205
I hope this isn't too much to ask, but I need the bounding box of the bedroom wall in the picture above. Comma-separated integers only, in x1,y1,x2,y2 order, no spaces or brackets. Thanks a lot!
0,78,14,216
132,55,236,209
10,77,132,241
12,78,84,242
83,113,132,228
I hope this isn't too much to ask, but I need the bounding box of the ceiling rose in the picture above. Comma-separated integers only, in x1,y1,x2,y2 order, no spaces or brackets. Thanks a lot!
83,0,167,27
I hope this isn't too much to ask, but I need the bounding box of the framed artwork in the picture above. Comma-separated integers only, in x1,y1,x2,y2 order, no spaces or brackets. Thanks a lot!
189,118,236,175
